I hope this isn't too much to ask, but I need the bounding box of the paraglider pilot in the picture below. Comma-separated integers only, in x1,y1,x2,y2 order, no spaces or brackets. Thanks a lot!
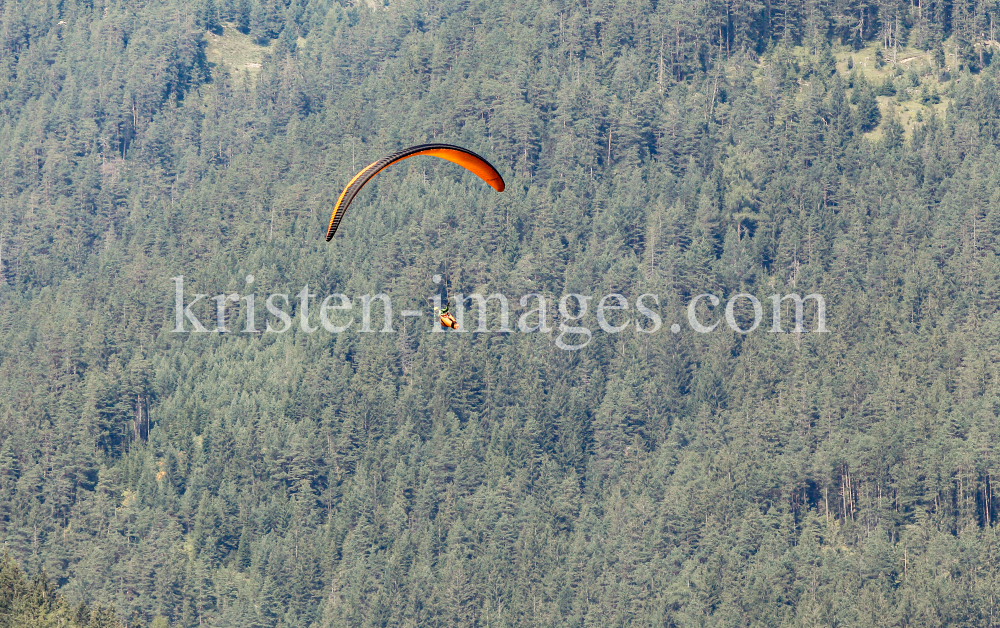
436,303,458,329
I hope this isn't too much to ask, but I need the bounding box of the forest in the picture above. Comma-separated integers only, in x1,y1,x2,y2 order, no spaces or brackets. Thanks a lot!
3,0,1000,625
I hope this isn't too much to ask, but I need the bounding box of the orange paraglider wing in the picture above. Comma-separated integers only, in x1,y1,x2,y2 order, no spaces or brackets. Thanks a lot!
325,143,505,241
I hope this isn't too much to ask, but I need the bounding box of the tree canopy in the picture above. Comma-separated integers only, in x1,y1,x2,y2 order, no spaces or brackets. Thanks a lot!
3,0,1000,626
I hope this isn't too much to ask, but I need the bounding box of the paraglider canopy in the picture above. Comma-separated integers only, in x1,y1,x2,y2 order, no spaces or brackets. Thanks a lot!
325,143,505,241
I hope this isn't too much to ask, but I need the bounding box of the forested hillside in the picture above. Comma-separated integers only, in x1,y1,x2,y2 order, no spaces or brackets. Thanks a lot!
0,552,126,628
3,0,1000,625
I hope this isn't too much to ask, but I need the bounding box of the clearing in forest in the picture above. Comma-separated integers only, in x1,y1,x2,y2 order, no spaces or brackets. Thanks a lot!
205,22,275,77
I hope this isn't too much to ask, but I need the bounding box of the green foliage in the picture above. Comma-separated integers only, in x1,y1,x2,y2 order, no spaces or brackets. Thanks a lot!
0,553,124,628
855,85,883,131
2,0,1000,627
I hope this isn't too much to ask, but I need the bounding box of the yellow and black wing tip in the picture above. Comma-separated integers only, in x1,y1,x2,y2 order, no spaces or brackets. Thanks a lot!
325,160,380,241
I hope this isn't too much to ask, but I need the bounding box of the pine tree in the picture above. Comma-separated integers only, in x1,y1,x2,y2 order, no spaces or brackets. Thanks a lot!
855,85,882,132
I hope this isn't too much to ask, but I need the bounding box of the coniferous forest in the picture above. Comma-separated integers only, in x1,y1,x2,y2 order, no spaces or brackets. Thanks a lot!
3,0,1000,625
